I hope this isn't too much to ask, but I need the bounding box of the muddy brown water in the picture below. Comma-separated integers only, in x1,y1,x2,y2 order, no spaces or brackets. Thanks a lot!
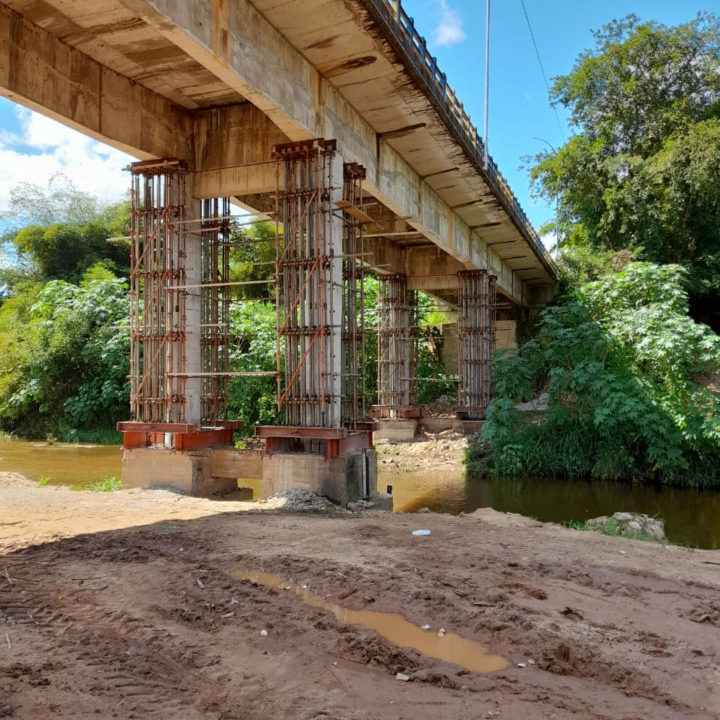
234,569,508,673
2,437,719,549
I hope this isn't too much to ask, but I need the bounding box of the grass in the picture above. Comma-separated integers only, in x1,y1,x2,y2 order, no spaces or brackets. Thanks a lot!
72,475,122,492
563,518,662,543
37,475,51,487
62,428,123,445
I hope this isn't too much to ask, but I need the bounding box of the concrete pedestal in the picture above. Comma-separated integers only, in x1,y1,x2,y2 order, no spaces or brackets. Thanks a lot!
121,446,384,508
374,420,418,441
121,446,261,498
261,449,377,506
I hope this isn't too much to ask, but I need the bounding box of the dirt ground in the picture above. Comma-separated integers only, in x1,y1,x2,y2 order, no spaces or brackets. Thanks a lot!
375,433,470,472
1,472,720,719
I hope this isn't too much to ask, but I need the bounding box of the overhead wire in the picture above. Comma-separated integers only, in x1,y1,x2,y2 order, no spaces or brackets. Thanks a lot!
518,0,566,143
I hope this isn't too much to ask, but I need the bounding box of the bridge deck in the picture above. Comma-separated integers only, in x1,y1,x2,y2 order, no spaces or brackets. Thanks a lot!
0,0,556,304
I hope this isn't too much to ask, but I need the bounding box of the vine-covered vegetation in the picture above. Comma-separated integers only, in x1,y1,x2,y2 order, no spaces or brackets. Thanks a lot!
474,262,720,486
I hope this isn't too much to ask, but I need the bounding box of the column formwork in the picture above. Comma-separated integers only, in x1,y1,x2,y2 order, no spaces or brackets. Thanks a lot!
120,159,239,452
128,159,189,425
373,274,423,420
455,269,497,420
255,138,373,461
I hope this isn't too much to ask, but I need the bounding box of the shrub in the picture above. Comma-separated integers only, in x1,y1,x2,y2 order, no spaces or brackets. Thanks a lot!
475,262,720,486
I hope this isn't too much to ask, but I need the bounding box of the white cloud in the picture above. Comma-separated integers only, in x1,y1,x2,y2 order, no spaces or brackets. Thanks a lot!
541,229,558,257
0,105,134,213
434,0,466,47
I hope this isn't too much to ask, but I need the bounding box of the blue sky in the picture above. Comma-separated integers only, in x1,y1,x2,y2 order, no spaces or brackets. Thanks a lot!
0,0,712,241
404,0,709,234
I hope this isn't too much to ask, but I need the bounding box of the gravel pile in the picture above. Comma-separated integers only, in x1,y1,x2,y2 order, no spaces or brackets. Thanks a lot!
263,489,340,513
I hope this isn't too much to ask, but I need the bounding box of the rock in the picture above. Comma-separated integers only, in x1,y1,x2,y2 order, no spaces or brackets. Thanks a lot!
587,512,666,541
395,673,410,682
347,499,377,512
515,393,549,413
586,516,609,530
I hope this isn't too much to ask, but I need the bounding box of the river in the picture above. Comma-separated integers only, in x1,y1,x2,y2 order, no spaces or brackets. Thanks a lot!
1,437,718,549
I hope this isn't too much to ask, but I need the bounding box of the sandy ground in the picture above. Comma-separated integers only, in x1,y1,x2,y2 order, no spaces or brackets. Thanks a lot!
375,433,470,473
1,472,720,719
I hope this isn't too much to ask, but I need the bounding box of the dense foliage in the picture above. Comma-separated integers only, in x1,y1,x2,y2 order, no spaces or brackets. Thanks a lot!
0,272,130,442
474,262,720,486
531,13,720,329
0,179,132,441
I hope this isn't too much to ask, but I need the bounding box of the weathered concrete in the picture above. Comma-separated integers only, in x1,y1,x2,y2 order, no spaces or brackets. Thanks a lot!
211,448,264,482
496,320,518,350
0,0,556,306
121,447,237,497
374,420,418,442
418,417,454,434
262,450,377,506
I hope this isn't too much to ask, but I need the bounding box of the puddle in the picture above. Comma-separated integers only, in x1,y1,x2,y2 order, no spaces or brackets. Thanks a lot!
233,569,508,673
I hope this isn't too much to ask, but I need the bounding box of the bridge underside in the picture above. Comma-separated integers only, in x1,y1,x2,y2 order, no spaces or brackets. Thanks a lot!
0,0,556,501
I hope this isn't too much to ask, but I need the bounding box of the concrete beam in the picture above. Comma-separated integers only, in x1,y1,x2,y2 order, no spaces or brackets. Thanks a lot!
0,2,193,162
193,103,288,197
114,0,528,304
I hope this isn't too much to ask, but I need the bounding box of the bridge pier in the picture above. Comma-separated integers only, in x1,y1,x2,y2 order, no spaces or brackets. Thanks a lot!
373,274,424,441
119,141,386,506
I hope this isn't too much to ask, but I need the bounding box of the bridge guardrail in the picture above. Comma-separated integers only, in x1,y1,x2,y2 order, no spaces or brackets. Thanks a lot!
367,0,556,275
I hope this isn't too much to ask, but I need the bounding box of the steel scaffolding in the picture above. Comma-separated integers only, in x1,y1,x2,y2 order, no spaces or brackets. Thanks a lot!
455,269,496,420
200,197,231,425
129,160,188,424
373,274,421,419
128,160,233,429
270,138,368,433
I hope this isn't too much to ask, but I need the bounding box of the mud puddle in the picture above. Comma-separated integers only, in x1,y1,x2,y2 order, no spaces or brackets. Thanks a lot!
234,569,507,673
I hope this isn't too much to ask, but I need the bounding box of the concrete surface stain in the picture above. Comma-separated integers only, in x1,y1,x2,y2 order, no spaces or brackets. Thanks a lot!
233,569,508,673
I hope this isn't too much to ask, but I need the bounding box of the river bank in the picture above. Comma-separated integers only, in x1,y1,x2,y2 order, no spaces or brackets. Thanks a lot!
1,472,719,718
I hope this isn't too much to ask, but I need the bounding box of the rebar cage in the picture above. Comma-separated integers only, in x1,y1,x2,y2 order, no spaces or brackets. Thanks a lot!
456,269,497,420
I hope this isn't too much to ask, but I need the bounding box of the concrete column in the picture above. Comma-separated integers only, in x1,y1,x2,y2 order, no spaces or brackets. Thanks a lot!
184,183,203,425
326,151,345,427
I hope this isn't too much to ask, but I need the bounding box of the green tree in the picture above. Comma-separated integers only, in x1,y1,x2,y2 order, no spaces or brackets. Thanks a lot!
1,177,131,288
0,272,130,441
531,13,720,328
228,221,276,300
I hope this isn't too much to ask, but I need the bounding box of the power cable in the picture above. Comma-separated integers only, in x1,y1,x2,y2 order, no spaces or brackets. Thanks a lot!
519,0,566,142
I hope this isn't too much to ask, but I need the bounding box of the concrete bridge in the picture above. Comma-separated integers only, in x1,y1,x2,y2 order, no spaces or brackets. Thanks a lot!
0,0,556,502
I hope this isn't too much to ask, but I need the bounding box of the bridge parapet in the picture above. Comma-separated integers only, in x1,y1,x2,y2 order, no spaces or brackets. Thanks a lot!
363,0,556,276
